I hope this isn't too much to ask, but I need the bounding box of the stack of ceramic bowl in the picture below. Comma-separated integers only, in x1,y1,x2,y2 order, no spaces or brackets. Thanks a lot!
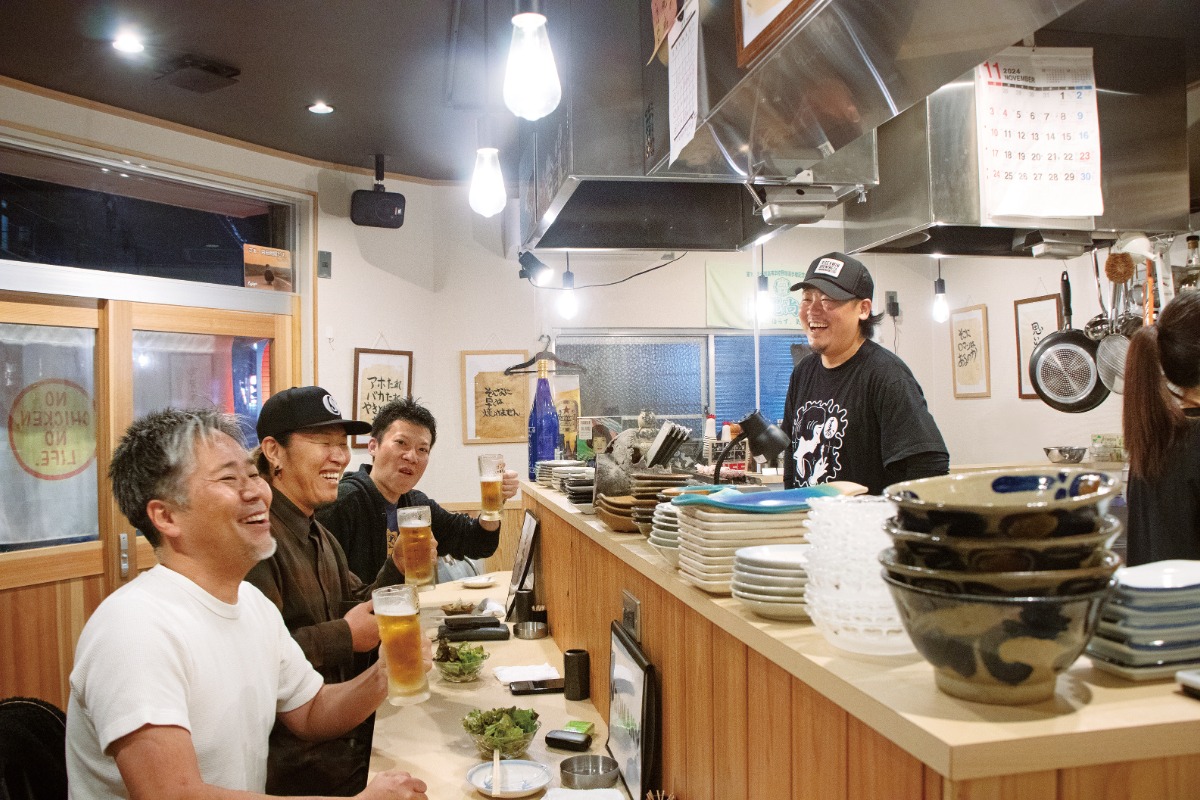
801,496,913,655
1086,560,1200,680
648,502,680,567
561,469,595,512
594,494,639,533
880,467,1122,705
732,544,810,621
674,505,809,595
534,459,584,487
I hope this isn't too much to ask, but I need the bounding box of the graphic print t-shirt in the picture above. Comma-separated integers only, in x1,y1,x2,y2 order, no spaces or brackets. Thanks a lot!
781,340,947,495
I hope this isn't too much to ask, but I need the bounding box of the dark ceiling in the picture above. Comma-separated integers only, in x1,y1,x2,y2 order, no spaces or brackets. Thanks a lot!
0,0,525,183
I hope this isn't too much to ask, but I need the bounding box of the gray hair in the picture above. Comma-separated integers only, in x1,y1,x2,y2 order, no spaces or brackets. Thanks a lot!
109,408,245,547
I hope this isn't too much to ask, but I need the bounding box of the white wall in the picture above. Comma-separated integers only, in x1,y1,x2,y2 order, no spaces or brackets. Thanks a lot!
2,81,1166,502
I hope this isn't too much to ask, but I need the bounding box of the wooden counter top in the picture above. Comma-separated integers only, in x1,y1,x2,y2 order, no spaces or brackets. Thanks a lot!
520,481,1200,782
369,573,626,798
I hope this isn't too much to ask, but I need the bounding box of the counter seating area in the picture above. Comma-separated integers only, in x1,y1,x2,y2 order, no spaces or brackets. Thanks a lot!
520,480,1200,800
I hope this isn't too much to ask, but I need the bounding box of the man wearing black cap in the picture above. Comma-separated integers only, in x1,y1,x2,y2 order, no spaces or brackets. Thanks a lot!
782,252,948,495
245,386,419,796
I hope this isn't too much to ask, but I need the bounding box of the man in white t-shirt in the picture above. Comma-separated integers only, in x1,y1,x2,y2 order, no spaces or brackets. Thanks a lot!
66,408,428,800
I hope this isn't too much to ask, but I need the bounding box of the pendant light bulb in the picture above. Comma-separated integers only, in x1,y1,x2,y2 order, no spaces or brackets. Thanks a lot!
557,263,578,319
468,147,507,217
932,275,949,323
756,273,772,320
503,11,561,121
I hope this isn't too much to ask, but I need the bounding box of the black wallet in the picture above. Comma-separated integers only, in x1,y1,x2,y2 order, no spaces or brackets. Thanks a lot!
437,623,511,641
545,729,592,751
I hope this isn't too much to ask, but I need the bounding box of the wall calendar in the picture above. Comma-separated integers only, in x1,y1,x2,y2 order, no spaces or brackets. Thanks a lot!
974,47,1103,222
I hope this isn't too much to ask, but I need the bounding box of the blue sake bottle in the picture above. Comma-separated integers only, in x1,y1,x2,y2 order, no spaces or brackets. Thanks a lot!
527,360,560,478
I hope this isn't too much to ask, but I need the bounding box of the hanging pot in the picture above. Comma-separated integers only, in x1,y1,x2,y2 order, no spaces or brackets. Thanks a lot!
1028,271,1110,413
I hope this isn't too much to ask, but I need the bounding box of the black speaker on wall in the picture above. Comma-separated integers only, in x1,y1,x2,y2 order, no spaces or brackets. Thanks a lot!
351,154,406,229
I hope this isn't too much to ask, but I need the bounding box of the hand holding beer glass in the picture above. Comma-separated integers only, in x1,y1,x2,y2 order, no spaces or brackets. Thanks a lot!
395,505,435,587
373,585,430,705
478,455,505,523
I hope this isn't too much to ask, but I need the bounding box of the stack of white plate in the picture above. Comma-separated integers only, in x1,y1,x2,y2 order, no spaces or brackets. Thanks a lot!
648,502,680,567
1087,560,1200,681
534,460,584,487
553,465,592,492
674,506,808,595
561,469,596,512
732,544,810,621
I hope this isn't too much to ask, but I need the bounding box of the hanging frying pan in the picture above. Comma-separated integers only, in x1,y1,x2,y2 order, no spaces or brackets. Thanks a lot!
1028,271,1110,413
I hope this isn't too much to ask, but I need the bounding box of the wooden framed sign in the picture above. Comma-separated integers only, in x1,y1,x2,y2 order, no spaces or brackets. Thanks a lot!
351,348,412,448
461,350,528,444
950,304,991,398
1014,295,1062,399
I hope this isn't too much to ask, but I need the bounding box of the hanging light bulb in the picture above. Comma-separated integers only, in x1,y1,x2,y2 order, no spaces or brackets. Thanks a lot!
503,3,561,121
557,254,578,319
932,259,949,323
755,246,772,321
469,147,507,217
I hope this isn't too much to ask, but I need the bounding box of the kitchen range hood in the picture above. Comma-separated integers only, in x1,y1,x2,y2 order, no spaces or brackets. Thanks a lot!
844,10,1192,257
518,0,1090,252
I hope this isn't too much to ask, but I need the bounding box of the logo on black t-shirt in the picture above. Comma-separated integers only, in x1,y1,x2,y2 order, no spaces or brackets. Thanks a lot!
792,400,848,486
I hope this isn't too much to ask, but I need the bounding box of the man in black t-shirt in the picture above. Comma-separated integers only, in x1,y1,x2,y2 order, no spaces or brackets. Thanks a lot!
782,252,948,495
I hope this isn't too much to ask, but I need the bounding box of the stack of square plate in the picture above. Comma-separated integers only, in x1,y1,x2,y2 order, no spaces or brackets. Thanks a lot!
732,544,811,621
1087,560,1200,681
595,494,639,533
534,459,584,487
674,506,808,595
648,502,680,567
553,465,591,492
561,468,595,512
631,472,691,502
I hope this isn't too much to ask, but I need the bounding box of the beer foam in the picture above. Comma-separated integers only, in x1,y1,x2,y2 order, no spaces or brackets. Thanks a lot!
399,519,428,528
480,476,502,482
376,597,417,616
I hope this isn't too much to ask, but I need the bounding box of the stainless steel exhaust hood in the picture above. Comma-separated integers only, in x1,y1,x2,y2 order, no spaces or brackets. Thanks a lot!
519,0,1091,252
844,24,1191,257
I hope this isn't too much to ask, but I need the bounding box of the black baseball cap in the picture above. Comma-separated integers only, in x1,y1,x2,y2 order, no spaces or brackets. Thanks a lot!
790,251,874,301
256,386,371,441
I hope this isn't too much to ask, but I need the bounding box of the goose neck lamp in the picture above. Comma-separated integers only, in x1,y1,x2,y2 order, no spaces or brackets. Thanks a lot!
712,411,790,485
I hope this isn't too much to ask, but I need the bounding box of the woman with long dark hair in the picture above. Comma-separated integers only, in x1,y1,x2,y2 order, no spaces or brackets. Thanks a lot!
1122,291,1200,566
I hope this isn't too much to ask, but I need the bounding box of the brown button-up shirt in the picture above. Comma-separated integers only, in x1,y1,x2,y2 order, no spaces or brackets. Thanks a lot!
244,488,403,796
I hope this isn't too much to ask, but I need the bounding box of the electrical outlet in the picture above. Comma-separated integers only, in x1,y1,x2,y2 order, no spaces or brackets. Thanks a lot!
621,590,641,643
317,250,332,279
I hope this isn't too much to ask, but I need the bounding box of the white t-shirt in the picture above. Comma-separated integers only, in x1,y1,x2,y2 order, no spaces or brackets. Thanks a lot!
66,565,324,799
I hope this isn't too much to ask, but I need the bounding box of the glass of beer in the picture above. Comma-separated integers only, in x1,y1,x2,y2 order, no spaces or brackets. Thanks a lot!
396,506,435,587
478,454,505,522
372,585,430,705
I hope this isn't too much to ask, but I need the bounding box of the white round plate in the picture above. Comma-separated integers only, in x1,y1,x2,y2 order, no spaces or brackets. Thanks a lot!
465,760,551,797
734,561,807,579
461,576,496,589
731,581,807,601
734,544,811,569
732,570,808,590
731,591,810,621
649,541,680,568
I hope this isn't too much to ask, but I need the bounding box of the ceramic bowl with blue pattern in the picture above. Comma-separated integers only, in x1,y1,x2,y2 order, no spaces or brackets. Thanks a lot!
884,516,1121,572
883,468,1120,539
883,574,1113,705
880,547,1121,597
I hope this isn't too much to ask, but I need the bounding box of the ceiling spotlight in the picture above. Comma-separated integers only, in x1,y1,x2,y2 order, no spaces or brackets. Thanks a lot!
517,251,553,285
307,101,334,114
112,31,144,53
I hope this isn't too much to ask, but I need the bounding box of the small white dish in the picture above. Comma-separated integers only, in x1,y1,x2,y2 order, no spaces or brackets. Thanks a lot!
1087,636,1200,666
1117,560,1200,592
649,541,680,568
733,561,807,579
466,759,552,797
1088,654,1200,682
1097,619,1200,646
731,583,807,602
731,578,806,598
677,568,732,595
734,544,811,569
461,576,496,589
731,591,810,621
732,570,808,590
677,520,806,541
678,552,734,577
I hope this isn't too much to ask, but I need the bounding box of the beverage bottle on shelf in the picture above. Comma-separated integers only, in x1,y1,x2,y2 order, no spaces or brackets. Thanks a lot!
1181,235,1200,293
527,359,560,478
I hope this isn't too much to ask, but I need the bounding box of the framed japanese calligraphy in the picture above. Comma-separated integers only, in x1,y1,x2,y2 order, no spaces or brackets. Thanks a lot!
351,348,412,448
733,0,817,68
950,305,991,399
1014,294,1063,399
461,350,528,444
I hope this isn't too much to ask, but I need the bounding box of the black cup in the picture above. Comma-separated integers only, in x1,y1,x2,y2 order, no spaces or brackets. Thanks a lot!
564,648,590,701
512,589,534,623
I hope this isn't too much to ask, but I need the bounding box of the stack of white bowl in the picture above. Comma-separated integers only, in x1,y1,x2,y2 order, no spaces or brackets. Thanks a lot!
803,496,914,656
1086,560,1200,680
732,544,810,621
675,506,808,595
648,502,680,567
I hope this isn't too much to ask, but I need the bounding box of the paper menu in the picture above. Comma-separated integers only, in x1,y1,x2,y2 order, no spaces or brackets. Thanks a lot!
974,47,1103,222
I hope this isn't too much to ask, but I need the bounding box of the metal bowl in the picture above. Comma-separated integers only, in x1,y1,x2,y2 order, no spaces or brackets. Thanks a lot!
1044,446,1087,464
512,621,548,639
560,754,620,789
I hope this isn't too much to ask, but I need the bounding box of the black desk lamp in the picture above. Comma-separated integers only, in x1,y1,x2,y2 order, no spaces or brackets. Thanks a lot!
712,410,790,485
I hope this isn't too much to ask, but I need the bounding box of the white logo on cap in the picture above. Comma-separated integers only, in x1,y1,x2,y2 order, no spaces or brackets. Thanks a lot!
322,395,340,416
814,258,844,277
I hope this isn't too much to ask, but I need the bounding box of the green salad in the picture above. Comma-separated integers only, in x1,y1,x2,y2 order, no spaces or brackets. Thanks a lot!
462,706,540,758
433,639,489,679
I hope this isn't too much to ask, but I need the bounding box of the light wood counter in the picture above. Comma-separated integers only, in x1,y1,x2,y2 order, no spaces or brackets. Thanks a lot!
369,573,626,798
522,481,1200,800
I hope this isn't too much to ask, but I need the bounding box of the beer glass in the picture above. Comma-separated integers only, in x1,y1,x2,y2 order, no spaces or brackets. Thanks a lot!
396,505,435,587
372,585,430,705
478,454,505,522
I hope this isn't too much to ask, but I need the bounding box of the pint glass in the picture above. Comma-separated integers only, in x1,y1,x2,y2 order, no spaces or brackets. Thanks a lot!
478,454,505,522
372,585,430,705
396,506,435,587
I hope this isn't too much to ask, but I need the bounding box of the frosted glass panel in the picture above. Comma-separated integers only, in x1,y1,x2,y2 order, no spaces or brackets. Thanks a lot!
0,323,98,551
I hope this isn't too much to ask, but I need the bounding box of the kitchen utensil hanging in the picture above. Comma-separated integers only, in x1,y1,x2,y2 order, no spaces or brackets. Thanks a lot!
1028,271,1109,413
1083,251,1111,342
1095,280,1132,394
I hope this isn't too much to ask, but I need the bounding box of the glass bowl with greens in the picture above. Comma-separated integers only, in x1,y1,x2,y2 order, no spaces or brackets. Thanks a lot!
462,706,541,759
433,639,490,683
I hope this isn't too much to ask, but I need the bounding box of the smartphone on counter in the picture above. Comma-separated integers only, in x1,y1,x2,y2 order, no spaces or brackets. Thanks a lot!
509,678,565,695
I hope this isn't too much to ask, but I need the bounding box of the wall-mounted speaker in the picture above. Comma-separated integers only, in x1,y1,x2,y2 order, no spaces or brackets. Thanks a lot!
351,188,406,228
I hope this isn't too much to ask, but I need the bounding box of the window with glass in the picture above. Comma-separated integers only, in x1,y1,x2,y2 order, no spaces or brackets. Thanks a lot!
0,322,98,551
